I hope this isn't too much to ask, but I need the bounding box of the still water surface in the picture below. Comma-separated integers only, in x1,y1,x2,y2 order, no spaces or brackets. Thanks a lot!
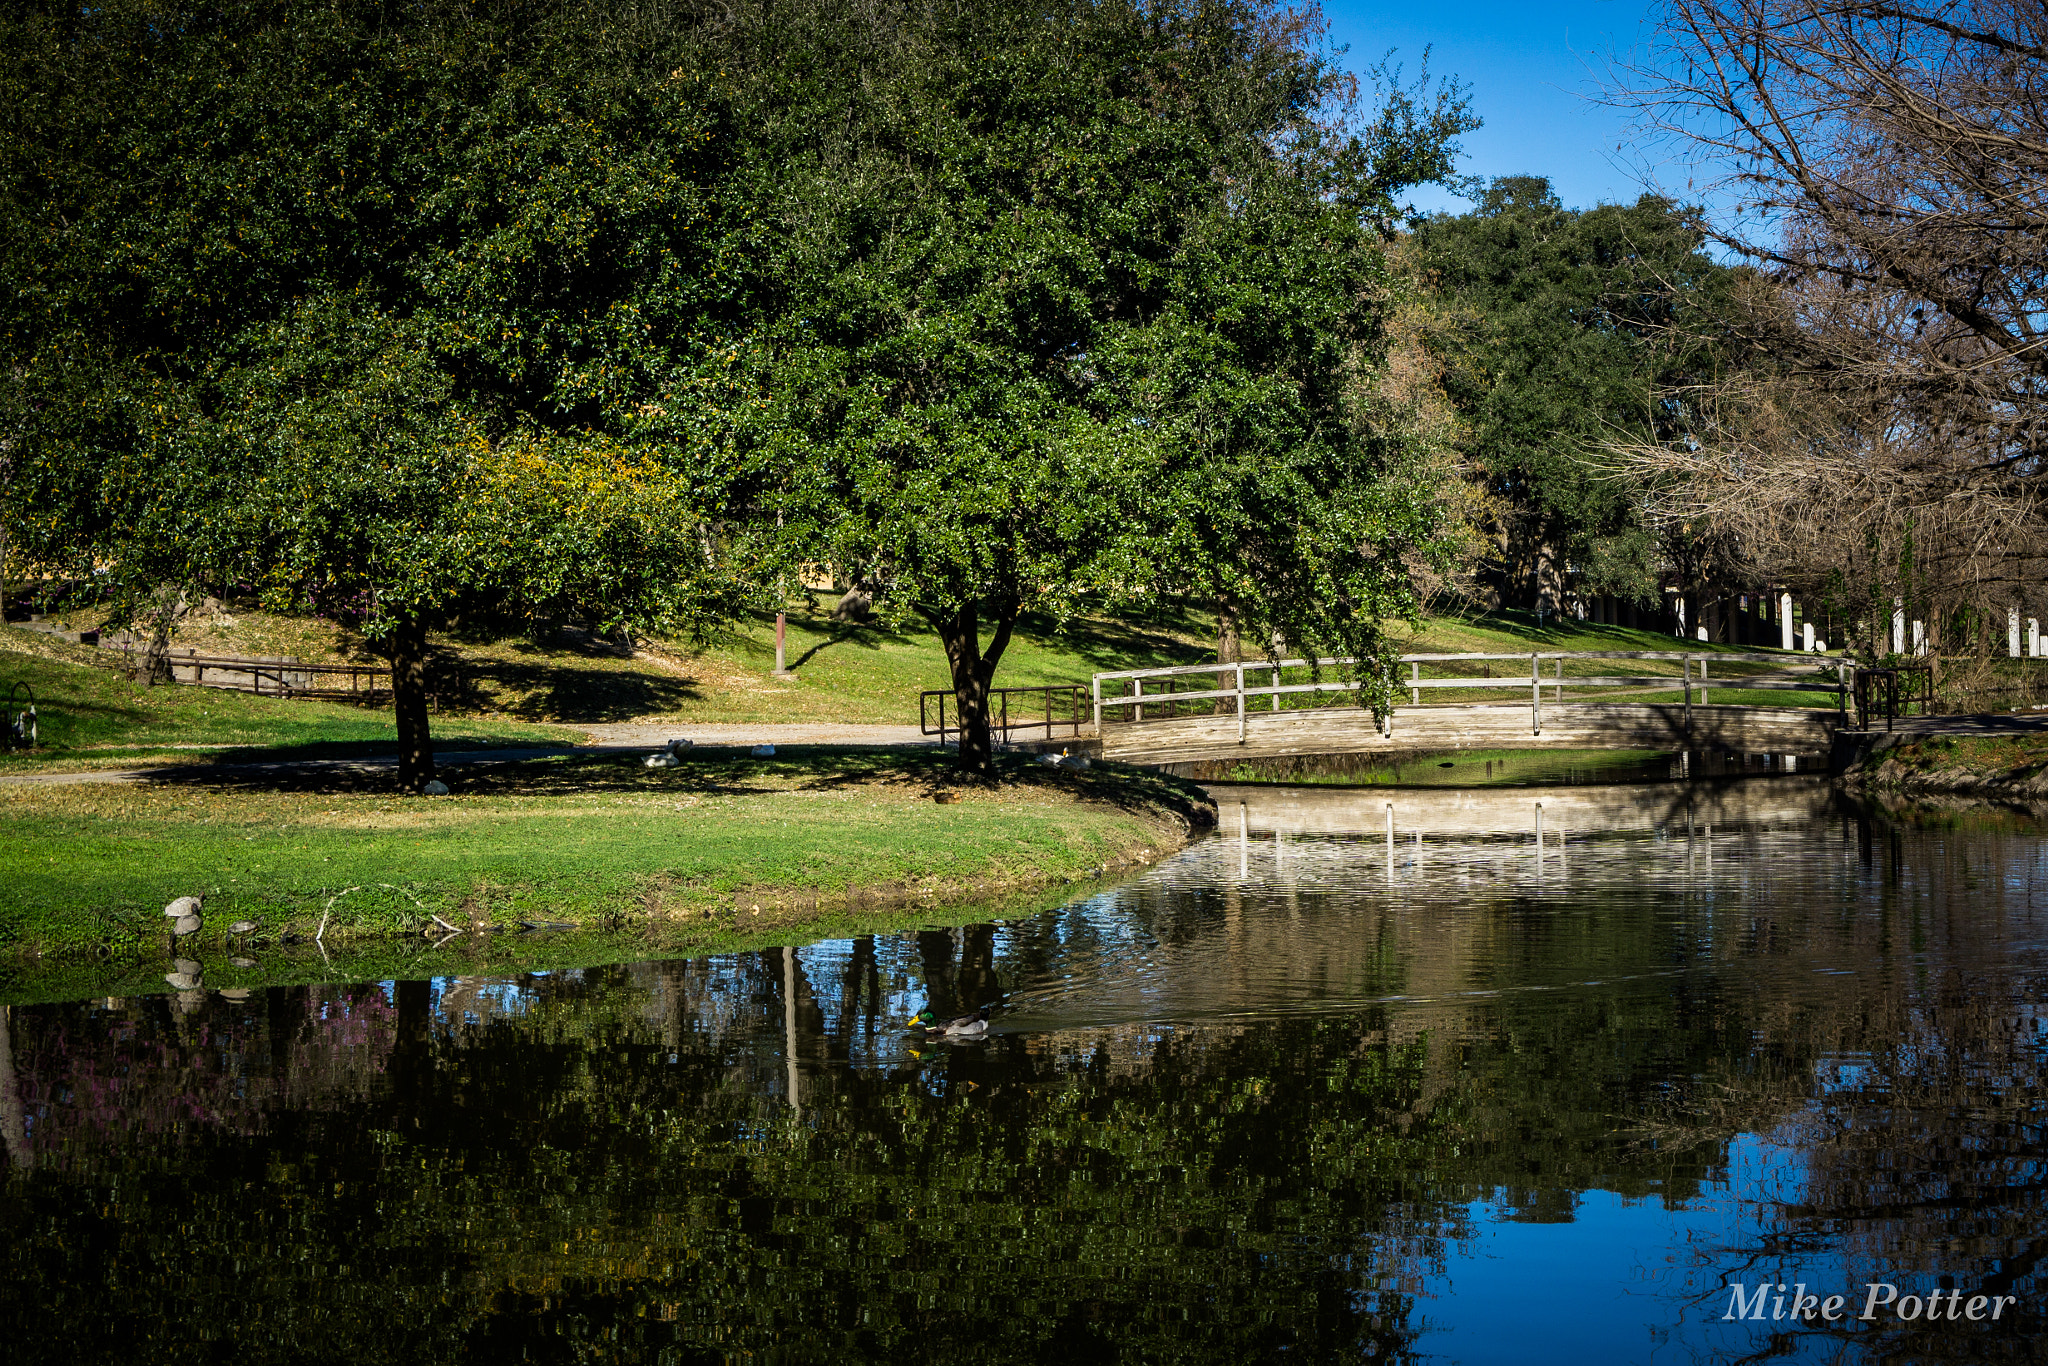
3,777,2045,1364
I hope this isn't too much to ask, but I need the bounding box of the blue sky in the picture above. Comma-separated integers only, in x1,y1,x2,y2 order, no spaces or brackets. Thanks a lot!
1321,1,1666,215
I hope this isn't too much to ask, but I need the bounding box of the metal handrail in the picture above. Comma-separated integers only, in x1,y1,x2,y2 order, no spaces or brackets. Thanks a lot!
1852,665,1933,732
920,685,1090,748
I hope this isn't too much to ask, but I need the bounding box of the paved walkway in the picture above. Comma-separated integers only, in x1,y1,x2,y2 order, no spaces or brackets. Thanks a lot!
1844,712,2048,738
577,721,934,748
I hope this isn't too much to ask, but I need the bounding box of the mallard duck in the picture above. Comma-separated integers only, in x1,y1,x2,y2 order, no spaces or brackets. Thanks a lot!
910,1005,991,1038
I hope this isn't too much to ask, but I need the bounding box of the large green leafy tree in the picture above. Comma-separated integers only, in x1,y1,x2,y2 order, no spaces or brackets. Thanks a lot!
708,0,1472,771
0,0,752,788
1408,176,1732,613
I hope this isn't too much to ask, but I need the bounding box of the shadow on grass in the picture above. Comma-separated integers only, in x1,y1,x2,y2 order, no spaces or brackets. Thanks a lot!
761,603,1207,678
465,658,704,723
122,744,1219,833
784,619,919,671
1022,610,1213,673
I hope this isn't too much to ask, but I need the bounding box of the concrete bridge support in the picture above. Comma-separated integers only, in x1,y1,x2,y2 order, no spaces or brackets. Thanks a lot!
1098,701,1842,768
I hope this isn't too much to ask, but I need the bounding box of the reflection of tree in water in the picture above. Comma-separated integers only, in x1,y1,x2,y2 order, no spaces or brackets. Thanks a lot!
4,807,2046,1360
1622,818,2048,1360
1,962,1459,1363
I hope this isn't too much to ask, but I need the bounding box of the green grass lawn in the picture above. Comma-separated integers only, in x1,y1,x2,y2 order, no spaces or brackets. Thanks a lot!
0,625,581,768
5,599,1843,766
0,747,1207,960
454,600,1216,726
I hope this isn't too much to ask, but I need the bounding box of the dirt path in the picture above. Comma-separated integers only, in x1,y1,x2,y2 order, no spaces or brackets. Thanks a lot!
573,721,935,748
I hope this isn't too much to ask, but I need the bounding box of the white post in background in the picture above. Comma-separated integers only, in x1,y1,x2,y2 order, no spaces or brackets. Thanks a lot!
1779,592,1794,651
1803,621,1816,653
2011,607,2023,658
1911,620,1926,656
1892,598,1906,655
2031,619,2041,657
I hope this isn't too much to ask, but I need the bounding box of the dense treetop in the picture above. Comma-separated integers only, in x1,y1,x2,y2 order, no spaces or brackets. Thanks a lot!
1407,176,1732,611
0,0,1481,774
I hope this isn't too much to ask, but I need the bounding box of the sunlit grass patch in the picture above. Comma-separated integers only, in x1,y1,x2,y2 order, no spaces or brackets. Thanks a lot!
0,748,1210,959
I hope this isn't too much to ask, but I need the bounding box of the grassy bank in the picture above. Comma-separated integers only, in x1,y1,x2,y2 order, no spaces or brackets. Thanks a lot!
19,597,1831,738
0,875,1111,1008
22,600,1217,729
0,625,579,769
0,746,1214,961
1843,730,2048,797
1172,747,1685,788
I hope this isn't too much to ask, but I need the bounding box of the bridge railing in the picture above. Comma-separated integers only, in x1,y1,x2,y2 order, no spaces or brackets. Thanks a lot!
920,684,1091,748
1091,651,1847,739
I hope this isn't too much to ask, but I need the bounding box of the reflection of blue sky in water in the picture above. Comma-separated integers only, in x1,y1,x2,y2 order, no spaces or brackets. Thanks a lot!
1434,1127,2023,1364
13,777,2046,1359
731,779,2048,1358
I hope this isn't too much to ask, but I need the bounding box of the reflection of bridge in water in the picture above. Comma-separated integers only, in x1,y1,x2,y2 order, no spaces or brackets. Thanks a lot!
1085,651,1846,766
1212,775,1838,842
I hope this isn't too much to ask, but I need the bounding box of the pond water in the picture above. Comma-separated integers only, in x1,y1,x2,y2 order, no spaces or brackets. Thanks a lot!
3,776,2045,1364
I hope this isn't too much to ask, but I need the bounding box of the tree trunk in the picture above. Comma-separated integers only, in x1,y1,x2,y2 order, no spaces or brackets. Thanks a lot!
927,597,1017,776
387,614,436,792
138,584,188,686
1213,602,1242,715
391,976,433,1134
0,1005,29,1168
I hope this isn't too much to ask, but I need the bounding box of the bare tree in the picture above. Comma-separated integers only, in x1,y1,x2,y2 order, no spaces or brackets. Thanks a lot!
1606,2,2048,656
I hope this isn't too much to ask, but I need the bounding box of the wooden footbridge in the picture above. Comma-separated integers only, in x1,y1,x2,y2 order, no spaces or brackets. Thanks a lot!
1087,652,1848,765
922,651,1856,764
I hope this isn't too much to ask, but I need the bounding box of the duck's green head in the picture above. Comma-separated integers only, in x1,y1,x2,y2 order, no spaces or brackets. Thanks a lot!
907,1009,933,1028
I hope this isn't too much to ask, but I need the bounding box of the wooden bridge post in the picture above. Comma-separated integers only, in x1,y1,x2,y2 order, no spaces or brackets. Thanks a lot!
1530,653,1542,735
1271,664,1280,711
1410,662,1420,706
1132,676,1143,723
1091,677,1102,732
1235,664,1246,743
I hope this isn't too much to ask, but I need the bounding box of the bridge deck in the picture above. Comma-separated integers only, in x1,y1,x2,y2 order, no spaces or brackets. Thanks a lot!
1098,700,1841,765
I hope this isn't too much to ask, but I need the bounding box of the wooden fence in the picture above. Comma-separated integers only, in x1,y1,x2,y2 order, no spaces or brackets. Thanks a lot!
102,645,460,708
1091,651,1847,740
